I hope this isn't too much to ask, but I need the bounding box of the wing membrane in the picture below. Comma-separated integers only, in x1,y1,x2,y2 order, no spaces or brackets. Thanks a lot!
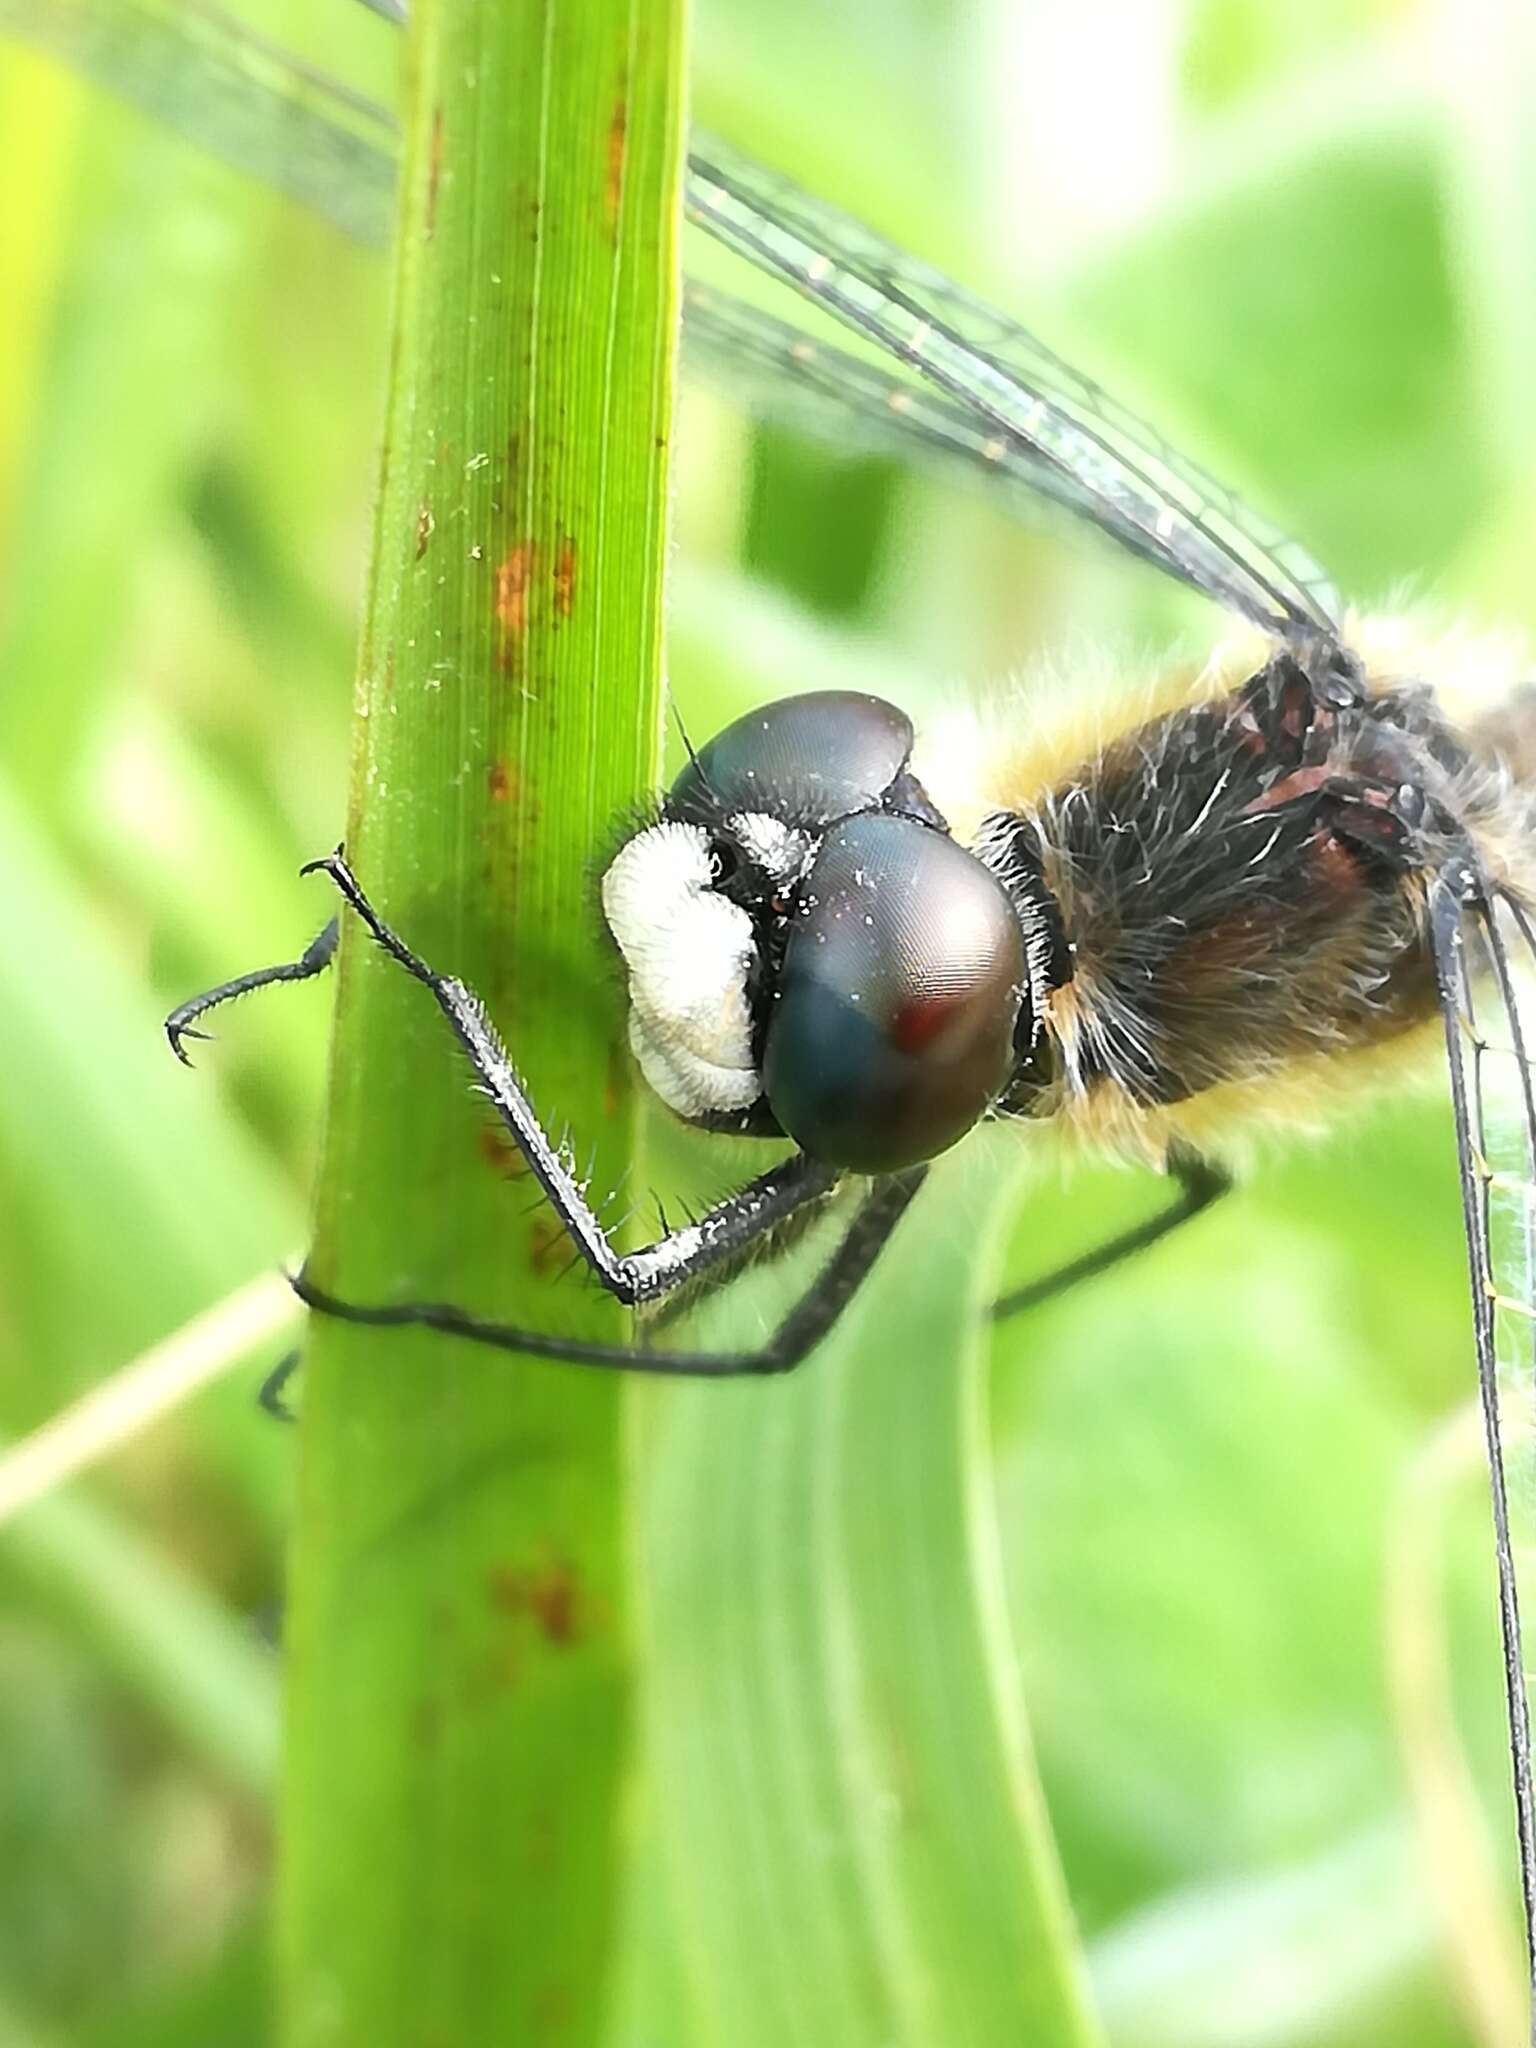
6,3,1342,638
1,0,397,246
1432,867,1536,1994
684,284,1243,590
686,137,1342,642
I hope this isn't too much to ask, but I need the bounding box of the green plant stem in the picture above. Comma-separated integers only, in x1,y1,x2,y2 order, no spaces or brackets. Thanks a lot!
280,2,685,2042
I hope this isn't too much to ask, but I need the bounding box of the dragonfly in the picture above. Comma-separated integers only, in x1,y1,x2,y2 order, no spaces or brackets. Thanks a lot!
137,0,1536,2023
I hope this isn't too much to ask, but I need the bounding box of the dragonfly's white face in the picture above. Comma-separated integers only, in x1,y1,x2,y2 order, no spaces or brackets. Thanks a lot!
600,813,811,1119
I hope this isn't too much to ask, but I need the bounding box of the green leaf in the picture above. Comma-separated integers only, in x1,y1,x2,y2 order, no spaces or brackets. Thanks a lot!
0,780,297,1445
635,1136,1105,2047
1,1482,279,1799
278,2,686,2044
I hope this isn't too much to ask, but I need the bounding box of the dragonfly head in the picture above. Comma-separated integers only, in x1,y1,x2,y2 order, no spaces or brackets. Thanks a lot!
601,690,1047,1173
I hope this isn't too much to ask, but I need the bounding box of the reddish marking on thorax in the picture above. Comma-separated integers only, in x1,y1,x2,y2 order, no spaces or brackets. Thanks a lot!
1307,826,1364,900
1241,763,1333,814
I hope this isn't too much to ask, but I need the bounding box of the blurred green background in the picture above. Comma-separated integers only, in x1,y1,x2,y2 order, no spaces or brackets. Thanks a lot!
2,0,1535,2042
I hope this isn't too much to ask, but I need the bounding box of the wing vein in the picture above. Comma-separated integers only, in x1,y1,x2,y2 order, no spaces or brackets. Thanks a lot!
1432,866,1536,2009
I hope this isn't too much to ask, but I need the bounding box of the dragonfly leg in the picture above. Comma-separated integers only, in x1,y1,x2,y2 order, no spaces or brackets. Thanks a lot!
294,1169,925,1378
165,917,340,1065
302,846,844,1306
991,1147,1229,1324
257,1350,301,1423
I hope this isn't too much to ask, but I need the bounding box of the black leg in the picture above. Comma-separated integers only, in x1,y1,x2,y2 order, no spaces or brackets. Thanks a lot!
300,846,846,1311
294,1169,926,1377
165,917,340,1065
258,1349,301,1423
991,1147,1229,1323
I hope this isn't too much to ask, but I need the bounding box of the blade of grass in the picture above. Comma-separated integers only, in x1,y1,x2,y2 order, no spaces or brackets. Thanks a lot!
0,37,275,811
279,1,685,2043
0,778,297,1445
0,40,80,566
635,1139,1105,2046
0,1270,297,1526
1,1483,279,1798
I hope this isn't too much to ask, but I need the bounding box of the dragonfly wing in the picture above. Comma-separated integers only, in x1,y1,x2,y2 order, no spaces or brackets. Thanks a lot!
13,0,1343,644
1431,863,1536,1996
684,284,1242,592
687,136,1342,644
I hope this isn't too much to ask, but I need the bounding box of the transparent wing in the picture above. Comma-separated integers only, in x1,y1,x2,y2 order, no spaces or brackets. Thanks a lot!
1431,867,1536,1997
27,2,1342,638
686,135,1342,644
5,0,397,248
684,284,1231,589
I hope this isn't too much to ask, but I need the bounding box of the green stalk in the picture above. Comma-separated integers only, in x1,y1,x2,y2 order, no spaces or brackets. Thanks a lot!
280,3,685,2043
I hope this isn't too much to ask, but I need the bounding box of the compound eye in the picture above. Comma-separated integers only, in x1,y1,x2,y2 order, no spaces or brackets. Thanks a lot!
762,814,1026,1173
669,691,913,828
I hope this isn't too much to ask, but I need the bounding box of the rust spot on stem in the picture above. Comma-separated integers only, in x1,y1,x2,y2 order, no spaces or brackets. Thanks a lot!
495,541,539,638
488,1557,582,1646
488,758,521,802
552,536,577,620
476,1123,518,1173
415,501,435,559
527,1210,570,1276
532,1981,576,2031
605,94,628,224
425,105,444,239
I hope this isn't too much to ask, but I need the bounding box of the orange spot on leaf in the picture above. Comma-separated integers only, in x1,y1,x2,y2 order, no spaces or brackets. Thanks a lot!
553,536,576,619
415,501,435,559
425,105,444,239
488,1557,582,1646
605,95,628,223
476,1122,518,1173
495,541,539,637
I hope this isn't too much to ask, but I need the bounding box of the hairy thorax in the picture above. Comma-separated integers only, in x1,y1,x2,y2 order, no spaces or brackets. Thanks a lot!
934,618,1536,1164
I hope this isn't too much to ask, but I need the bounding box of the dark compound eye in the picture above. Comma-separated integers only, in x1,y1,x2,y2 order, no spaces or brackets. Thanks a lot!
762,813,1027,1173
669,691,914,827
